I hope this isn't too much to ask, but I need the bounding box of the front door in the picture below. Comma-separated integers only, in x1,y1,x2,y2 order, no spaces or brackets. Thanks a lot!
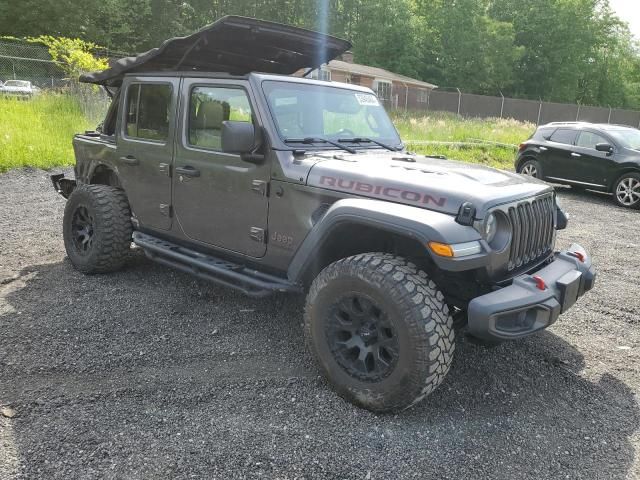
569,130,617,187
172,79,270,258
117,77,178,230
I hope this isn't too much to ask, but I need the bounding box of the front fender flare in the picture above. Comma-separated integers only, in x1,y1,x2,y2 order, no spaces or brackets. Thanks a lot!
287,198,486,283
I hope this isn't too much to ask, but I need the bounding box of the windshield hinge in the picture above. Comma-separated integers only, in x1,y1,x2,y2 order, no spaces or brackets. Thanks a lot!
251,180,269,196
250,227,266,243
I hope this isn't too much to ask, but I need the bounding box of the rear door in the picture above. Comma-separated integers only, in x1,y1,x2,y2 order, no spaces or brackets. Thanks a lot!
116,77,178,230
172,78,270,257
543,128,578,180
569,130,616,187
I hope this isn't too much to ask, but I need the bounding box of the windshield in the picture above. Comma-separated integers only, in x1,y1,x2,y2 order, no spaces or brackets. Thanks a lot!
609,128,640,150
262,80,401,148
4,80,30,87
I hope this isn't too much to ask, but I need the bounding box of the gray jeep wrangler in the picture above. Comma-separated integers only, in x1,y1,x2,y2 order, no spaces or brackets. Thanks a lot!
52,16,596,412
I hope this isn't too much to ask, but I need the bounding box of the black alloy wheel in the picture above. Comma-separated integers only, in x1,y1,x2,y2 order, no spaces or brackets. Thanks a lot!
70,205,95,254
325,294,399,382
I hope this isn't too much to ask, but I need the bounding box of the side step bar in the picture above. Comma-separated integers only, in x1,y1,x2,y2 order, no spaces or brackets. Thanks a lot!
133,232,302,298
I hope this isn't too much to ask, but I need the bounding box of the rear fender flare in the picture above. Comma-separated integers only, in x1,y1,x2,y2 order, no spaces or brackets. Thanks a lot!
86,162,123,188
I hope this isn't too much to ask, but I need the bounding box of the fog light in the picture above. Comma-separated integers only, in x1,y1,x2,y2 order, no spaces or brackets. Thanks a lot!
495,309,539,333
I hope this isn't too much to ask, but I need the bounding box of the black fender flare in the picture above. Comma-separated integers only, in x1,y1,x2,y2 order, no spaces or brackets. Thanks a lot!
287,198,486,283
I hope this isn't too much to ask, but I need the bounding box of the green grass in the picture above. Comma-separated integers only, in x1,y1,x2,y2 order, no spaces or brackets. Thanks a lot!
0,95,536,173
0,94,93,172
391,110,536,170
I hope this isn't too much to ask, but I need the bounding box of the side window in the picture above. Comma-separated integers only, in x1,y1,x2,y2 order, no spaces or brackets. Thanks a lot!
549,128,577,145
125,83,171,142
309,68,331,81
532,127,554,141
102,91,120,136
375,80,392,100
576,131,608,150
188,86,253,150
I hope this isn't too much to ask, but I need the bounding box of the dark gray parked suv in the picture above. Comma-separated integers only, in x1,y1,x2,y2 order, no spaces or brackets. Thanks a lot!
51,16,596,412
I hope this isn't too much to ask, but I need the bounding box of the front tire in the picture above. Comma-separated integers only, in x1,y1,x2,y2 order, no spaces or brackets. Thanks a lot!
613,173,640,209
63,184,133,273
304,253,455,412
517,159,542,178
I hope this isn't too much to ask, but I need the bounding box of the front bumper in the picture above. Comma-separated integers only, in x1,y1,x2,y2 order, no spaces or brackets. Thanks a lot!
467,243,596,341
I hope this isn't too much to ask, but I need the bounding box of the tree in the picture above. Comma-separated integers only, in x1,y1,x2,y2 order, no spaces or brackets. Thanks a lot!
1,0,639,109
28,36,108,78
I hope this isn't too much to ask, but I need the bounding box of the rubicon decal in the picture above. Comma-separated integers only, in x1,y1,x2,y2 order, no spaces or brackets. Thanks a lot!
319,176,447,207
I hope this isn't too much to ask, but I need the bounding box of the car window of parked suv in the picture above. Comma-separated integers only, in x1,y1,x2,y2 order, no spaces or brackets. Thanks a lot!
549,128,577,145
576,131,608,150
532,126,554,140
608,129,640,150
125,83,172,142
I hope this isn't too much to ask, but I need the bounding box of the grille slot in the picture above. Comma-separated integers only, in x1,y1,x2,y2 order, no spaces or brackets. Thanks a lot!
507,195,555,271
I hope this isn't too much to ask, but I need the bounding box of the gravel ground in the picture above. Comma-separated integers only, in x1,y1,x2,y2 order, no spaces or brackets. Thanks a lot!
1,168,639,479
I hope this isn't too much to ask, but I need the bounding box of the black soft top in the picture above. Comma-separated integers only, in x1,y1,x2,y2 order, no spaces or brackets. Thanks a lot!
80,16,352,87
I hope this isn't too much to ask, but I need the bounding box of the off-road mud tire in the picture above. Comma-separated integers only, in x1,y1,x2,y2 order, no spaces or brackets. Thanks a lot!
304,253,455,412
63,184,132,274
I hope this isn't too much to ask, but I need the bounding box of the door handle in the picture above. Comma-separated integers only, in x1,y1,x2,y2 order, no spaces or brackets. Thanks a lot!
539,146,548,151
119,155,139,166
175,166,201,178
571,152,581,157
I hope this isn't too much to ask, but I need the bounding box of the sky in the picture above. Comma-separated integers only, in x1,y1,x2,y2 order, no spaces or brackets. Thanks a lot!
609,0,640,39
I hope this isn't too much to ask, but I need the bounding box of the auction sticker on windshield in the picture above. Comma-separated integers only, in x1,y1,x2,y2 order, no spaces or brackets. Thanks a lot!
355,93,380,106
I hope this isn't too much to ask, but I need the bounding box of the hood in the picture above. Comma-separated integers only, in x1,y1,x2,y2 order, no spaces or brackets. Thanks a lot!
306,151,552,218
80,16,352,87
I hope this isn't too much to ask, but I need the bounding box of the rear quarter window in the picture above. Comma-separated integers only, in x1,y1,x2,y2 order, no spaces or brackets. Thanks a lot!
549,128,576,145
532,127,554,140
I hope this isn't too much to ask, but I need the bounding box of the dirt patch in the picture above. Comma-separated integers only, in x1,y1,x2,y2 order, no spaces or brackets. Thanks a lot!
1,169,638,479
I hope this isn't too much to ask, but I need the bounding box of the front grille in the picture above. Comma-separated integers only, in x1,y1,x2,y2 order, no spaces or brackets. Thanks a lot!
507,195,555,271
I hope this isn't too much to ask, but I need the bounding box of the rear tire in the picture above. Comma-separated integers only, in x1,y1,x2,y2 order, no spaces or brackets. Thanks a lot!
304,253,455,412
517,159,541,178
63,184,133,273
612,172,640,209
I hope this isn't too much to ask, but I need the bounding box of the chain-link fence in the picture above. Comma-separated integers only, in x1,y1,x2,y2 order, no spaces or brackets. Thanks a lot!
412,88,640,128
0,40,115,124
0,40,68,88
4,38,640,128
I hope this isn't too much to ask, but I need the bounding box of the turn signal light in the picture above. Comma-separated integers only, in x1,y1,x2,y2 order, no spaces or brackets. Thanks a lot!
518,143,526,151
428,242,454,257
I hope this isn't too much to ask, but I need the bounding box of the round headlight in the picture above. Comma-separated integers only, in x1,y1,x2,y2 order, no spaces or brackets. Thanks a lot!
484,213,497,243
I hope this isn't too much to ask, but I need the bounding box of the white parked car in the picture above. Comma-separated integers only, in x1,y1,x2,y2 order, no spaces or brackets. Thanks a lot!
0,80,38,99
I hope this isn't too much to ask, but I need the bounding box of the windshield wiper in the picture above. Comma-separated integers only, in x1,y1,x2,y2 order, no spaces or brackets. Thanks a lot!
284,137,357,154
338,137,401,152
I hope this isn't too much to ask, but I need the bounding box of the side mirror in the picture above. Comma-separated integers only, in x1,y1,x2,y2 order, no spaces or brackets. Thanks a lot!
221,120,255,153
221,121,264,164
595,142,614,154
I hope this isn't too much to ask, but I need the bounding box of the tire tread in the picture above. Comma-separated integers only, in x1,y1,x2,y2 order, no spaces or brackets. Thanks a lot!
304,253,455,412
63,184,132,273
